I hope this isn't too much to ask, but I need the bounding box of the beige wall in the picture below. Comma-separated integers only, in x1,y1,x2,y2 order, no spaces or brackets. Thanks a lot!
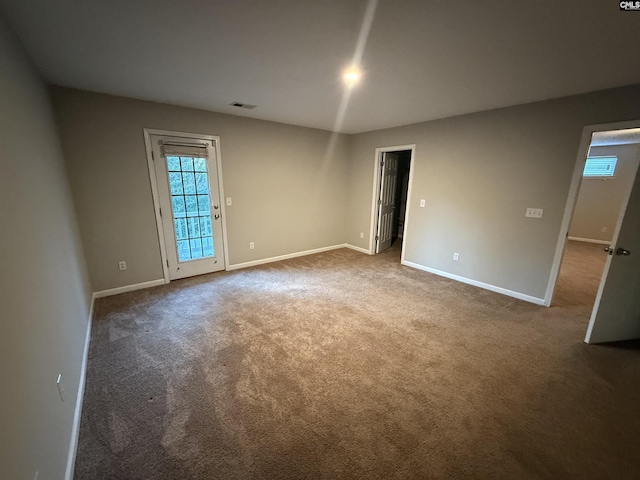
51,88,350,292
569,144,640,242
348,85,640,300
0,16,92,480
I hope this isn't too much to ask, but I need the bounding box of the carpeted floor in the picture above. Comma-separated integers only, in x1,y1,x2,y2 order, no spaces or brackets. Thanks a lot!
553,240,608,311
74,240,640,479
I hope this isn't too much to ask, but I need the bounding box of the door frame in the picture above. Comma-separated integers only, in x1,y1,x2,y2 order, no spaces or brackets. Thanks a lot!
368,144,416,260
143,128,230,284
544,119,640,308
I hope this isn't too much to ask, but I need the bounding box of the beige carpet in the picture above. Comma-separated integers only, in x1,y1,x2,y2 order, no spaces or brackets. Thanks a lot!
553,240,608,311
74,240,640,479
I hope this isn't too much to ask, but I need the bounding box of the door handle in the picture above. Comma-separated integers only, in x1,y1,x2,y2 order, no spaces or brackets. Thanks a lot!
615,247,631,256
214,214,220,220
213,204,219,210
604,246,613,255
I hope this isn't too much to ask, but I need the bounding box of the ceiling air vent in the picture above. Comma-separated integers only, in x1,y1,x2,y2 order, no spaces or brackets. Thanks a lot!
230,102,257,110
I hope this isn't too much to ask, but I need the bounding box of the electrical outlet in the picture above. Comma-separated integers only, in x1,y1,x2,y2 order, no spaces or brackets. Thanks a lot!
56,374,64,402
525,208,544,218
226,197,232,206
601,226,607,232
118,261,127,271
419,199,426,207
453,252,459,261
360,232,364,238
249,242,255,250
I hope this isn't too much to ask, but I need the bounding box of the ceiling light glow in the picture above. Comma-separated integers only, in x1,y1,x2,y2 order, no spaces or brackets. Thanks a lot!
343,67,362,87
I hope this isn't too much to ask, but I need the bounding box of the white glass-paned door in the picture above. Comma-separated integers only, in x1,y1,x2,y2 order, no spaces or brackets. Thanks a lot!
151,135,225,280
166,155,214,261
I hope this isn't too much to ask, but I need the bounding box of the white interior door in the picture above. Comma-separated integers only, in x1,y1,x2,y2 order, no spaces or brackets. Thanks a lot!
376,152,398,253
585,163,640,344
151,135,225,280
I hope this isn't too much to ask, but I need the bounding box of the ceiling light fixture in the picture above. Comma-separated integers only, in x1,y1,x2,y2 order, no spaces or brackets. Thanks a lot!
343,66,362,87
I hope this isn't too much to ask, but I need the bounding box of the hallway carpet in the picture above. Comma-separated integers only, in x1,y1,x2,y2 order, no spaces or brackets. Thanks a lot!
74,242,640,479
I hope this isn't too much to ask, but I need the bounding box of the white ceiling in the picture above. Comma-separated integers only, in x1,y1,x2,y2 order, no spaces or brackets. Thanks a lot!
1,0,639,134
591,128,640,146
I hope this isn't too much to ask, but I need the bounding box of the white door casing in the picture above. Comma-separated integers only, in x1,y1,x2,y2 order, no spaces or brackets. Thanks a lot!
376,152,399,253
585,158,640,344
148,133,226,280
368,145,416,259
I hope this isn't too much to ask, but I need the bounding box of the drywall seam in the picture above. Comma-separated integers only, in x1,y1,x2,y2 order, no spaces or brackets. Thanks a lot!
93,279,165,298
64,296,94,480
402,260,546,306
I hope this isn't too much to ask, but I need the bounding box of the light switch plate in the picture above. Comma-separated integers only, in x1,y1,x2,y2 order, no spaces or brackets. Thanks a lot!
419,199,426,207
525,208,544,218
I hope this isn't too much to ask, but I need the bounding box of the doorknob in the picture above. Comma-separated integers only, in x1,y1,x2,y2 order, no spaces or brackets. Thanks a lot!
214,214,220,220
604,246,612,254
615,247,631,256
213,204,219,210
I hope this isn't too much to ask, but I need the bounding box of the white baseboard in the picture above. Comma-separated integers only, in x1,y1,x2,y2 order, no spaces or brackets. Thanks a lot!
93,279,166,298
402,260,546,306
95,245,370,293
344,243,371,254
567,236,611,245
227,244,352,271
64,295,94,480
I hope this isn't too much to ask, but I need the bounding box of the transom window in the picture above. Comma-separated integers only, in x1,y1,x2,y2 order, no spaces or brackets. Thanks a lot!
583,156,617,177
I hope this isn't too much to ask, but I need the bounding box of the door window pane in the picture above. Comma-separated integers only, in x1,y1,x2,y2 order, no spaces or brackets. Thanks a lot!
197,195,210,214
177,240,191,262
199,216,212,236
167,156,181,171
174,218,188,240
169,172,183,195
172,196,186,218
185,195,198,217
202,237,214,257
182,172,196,194
194,157,207,172
190,238,203,258
187,217,200,237
195,173,209,194
166,154,215,262
180,156,194,171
